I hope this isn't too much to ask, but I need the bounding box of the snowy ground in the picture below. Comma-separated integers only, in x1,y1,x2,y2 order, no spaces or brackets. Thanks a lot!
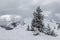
0,16,60,40
0,24,60,40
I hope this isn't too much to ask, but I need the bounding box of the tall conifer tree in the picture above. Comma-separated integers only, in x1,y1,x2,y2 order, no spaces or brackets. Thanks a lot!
31,6,44,32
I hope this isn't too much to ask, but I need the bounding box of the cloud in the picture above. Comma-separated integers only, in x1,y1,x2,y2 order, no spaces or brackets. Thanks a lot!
34,0,60,6
0,0,36,17
55,13,60,18
0,0,59,22
0,0,19,9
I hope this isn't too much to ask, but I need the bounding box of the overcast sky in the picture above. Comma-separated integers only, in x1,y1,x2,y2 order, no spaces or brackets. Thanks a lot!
0,0,60,22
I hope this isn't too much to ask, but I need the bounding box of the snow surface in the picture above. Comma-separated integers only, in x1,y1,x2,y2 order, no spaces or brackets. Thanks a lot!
0,23,60,40
0,17,60,40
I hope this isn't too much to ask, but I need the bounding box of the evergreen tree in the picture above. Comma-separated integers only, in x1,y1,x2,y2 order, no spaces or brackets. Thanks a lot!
27,25,30,31
31,6,44,32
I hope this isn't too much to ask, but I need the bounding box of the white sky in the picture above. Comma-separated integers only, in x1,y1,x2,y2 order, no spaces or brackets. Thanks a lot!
0,0,60,21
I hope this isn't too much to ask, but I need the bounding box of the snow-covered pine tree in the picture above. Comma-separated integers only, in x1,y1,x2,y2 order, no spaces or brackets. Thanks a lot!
31,6,44,34
27,25,30,31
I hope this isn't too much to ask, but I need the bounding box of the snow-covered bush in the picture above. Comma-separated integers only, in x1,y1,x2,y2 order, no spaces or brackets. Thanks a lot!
0,15,22,30
57,23,60,30
43,19,58,36
24,17,33,31
27,25,30,31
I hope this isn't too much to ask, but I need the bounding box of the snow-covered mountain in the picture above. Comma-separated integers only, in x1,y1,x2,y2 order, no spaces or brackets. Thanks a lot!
0,15,24,30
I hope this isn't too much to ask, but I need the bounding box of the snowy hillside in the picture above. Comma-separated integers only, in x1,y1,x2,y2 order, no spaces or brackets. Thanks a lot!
0,16,60,40
0,21,60,40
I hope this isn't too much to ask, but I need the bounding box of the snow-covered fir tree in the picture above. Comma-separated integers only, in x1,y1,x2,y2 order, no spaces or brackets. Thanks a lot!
31,6,44,35
27,25,30,31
